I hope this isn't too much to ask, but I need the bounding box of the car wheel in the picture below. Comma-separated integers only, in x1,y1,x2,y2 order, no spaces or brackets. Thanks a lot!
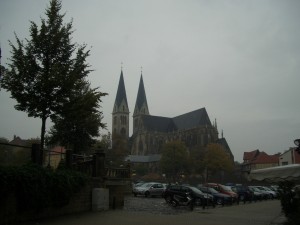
216,198,223,205
171,200,178,207
145,191,150,197
195,198,202,206
240,195,245,201
134,193,137,197
165,196,172,204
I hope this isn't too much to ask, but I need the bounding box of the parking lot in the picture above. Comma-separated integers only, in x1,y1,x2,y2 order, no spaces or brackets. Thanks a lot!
31,195,286,225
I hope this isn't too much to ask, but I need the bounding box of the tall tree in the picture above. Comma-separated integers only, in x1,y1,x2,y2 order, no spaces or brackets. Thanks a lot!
160,140,189,181
0,0,93,149
47,83,107,153
106,133,129,166
203,143,234,182
93,132,112,151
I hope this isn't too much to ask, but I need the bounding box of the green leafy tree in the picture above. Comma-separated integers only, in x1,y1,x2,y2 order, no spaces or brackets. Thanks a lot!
94,132,112,151
47,83,107,153
160,140,189,181
0,65,7,80
189,146,206,174
106,133,129,166
0,0,94,149
203,143,234,182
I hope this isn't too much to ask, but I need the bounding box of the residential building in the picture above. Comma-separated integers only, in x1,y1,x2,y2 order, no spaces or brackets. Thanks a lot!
242,149,279,173
279,147,300,165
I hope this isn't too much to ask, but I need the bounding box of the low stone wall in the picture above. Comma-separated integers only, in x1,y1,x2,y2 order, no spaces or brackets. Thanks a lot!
0,179,131,224
1,183,92,225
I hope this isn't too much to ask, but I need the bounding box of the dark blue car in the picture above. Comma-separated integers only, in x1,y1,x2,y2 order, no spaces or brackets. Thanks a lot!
198,186,233,205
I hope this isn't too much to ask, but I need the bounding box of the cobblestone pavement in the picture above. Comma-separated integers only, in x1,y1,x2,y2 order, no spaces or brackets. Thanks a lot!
22,195,286,225
123,195,215,214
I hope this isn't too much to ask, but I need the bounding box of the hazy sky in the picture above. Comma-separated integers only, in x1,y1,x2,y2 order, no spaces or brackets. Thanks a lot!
1,0,299,162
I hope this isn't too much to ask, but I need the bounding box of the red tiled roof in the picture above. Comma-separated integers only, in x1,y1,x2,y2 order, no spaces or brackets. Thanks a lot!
251,151,279,164
243,150,259,161
9,136,27,146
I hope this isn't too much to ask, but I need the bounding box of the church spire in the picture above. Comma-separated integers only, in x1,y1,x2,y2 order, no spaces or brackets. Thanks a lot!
113,69,128,111
112,69,129,139
133,72,149,116
133,71,149,134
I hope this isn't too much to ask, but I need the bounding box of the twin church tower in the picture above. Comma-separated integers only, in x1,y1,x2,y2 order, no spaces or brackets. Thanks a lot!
112,69,233,163
112,69,149,140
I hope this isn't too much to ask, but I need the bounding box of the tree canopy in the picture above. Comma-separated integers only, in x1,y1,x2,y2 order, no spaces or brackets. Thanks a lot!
160,140,189,181
203,143,234,181
0,0,106,149
47,83,107,153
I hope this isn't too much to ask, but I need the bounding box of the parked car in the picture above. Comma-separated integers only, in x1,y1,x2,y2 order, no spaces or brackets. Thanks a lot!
249,186,270,200
164,184,215,208
255,186,277,199
132,182,165,197
198,186,233,205
248,186,264,201
230,185,254,203
205,183,239,203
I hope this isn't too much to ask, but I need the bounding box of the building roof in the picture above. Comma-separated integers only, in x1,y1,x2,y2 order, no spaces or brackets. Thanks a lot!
126,154,161,163
243,149,279,164
139,107,212,132
251,151,279,164
134,74,148,113
172,108,211,130
243,150,260,161
114,70,128,108
141,115,176,132
9,136,28,146
217,137,233,159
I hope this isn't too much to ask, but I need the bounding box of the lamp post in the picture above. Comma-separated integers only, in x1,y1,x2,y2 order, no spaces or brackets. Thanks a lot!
294,139,300,147
294,139,300,154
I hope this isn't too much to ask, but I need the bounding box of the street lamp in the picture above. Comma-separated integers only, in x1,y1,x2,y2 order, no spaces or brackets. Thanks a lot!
294,139,300,154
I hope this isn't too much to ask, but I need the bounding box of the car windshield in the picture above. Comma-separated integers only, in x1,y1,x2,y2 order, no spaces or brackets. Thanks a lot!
188,186,204,194
208,187,219,194
220,184,232,191
140,183,154,188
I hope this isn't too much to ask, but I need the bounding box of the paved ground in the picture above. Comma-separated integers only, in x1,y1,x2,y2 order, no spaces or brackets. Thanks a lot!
22,197,286,225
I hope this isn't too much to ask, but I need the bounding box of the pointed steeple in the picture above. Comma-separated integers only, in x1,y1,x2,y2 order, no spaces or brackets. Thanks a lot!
214,118,218,130
113,69,128,112
112,69,129,139
134,73,149,116
133,71,149,134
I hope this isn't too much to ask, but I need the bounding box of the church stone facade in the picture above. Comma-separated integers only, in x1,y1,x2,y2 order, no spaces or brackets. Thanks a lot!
112,70,233,167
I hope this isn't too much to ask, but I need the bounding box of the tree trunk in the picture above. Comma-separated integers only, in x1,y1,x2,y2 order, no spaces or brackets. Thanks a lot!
40,116,47,150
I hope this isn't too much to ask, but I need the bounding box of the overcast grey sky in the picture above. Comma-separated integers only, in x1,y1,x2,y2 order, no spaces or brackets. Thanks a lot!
1,0,299,162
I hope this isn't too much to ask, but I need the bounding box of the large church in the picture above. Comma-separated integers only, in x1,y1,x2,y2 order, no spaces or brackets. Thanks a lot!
112,70,233,169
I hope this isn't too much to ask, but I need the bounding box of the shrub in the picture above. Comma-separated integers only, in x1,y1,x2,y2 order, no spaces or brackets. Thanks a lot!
0,163,88,212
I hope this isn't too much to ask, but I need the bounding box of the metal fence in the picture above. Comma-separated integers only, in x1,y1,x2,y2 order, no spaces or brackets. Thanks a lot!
0,142,131,180
0,142,32,166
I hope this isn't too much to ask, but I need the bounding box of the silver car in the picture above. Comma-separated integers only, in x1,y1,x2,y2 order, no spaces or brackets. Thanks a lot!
133,182,165,197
